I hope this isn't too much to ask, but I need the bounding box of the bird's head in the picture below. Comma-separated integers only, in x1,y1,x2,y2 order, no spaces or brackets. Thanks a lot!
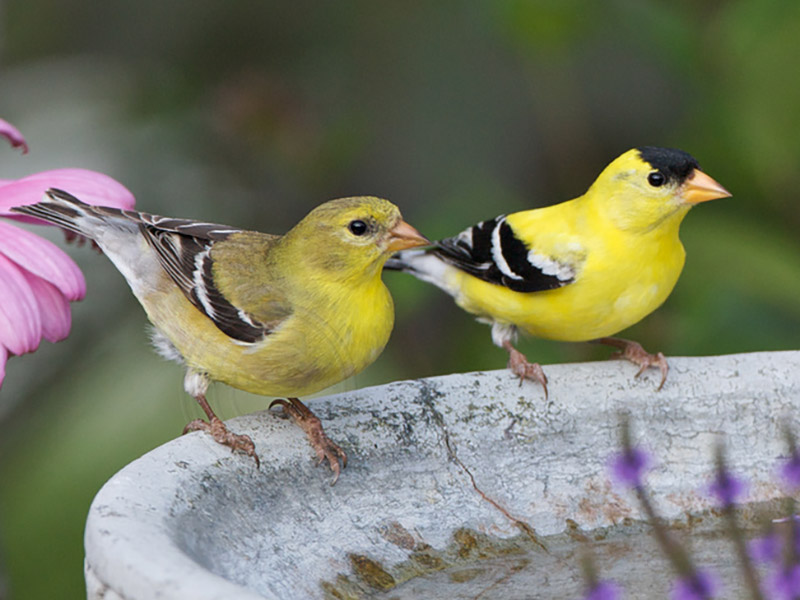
290,196,429,280
590,146,731,233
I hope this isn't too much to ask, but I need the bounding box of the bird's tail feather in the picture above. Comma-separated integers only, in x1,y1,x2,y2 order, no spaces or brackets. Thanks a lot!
384,248,460,297
11,188,136,239
384,248,429,273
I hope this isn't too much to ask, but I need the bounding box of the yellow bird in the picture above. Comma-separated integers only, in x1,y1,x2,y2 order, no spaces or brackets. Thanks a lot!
386,147,730,395
14,190,428,482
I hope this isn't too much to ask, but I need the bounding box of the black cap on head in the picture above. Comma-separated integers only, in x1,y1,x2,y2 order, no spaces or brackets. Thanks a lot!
637,146,699,186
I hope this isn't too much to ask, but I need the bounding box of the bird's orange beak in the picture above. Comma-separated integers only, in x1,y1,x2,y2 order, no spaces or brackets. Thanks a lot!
386,219,430,252
684,170,732,204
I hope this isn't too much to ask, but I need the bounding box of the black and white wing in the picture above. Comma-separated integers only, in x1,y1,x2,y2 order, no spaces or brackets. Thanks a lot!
432,215,579,293
20,188,277,344
136,214,275,344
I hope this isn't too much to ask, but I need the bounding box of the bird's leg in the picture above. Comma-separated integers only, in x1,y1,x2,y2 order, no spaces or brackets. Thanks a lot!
181,370,260,467
270,397,347,485
595,337,668,390
491,322,548,398
502,340,549,399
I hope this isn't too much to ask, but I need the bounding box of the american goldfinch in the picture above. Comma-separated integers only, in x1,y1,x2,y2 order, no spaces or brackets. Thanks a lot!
14,190,428,482
386,147,731,395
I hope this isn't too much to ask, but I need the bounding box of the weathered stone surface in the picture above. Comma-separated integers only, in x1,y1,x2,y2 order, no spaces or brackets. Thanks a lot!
84,351,800,599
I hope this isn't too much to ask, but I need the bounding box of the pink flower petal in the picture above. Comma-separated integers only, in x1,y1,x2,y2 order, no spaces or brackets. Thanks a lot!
0,168,135,214
0,118,28,154
0,220,86,301
0,253,41,355
22,271,72,343
0,345,7,389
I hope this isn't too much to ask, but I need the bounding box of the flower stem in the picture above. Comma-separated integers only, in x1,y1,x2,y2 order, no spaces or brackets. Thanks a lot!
714,446,762,600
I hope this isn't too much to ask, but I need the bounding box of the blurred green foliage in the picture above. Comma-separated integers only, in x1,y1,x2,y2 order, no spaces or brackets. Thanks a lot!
1,0,799,597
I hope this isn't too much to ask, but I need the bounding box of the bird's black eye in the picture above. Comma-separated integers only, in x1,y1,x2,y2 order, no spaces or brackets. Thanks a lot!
647,171,666,187
348,219,368,236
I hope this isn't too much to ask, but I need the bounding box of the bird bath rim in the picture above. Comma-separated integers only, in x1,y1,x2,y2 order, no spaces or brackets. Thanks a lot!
84,351,800,599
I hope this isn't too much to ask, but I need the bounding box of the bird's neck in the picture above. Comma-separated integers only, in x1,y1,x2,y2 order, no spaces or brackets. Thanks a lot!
588,193,692,238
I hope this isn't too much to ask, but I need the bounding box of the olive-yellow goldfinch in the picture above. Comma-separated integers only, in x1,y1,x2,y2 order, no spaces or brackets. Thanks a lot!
387,147,730,395
14,190,428,481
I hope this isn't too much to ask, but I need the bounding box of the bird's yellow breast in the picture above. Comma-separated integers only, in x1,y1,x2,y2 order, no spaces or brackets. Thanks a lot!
451,203,687,342
141,274,394,398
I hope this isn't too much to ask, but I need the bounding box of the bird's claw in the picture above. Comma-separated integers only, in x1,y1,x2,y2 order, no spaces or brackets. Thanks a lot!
597,337,669,390
633,350,668,391
183,416,260,468
314,439,348,485
504,343,548,400
270,397,347,485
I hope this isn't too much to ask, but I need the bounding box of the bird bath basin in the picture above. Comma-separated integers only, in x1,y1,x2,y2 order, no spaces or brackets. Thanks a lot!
84,351,800,599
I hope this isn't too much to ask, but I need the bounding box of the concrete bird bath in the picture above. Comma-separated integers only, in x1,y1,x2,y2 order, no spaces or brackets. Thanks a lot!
84,351,800,599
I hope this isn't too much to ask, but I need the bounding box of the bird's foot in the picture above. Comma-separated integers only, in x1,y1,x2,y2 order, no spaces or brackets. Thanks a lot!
503,341,548,399
270,397,347,485
596,337,668,390
183,416,260,468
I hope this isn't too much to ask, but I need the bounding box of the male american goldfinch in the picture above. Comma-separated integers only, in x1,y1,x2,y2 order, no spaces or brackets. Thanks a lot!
386,147,731,395
14,190,428,482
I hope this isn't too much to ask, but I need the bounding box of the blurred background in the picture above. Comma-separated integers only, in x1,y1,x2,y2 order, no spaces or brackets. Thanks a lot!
1,0,800,597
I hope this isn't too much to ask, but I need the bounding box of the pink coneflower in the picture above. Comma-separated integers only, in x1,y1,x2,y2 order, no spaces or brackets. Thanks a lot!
0,118,135,388
0,118,28,154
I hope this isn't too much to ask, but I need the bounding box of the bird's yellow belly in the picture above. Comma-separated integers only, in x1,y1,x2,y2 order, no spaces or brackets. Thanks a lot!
455,238,686,342
143,284,394,398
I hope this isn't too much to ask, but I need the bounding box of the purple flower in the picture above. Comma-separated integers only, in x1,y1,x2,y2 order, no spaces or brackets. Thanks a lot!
670,570,718,600
584,580,621,600
610,446,652,488
0,118,135,388
770,564,800,599
780,453,800,490
708,469,746,507
749,533,780,564
769,516,800,557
